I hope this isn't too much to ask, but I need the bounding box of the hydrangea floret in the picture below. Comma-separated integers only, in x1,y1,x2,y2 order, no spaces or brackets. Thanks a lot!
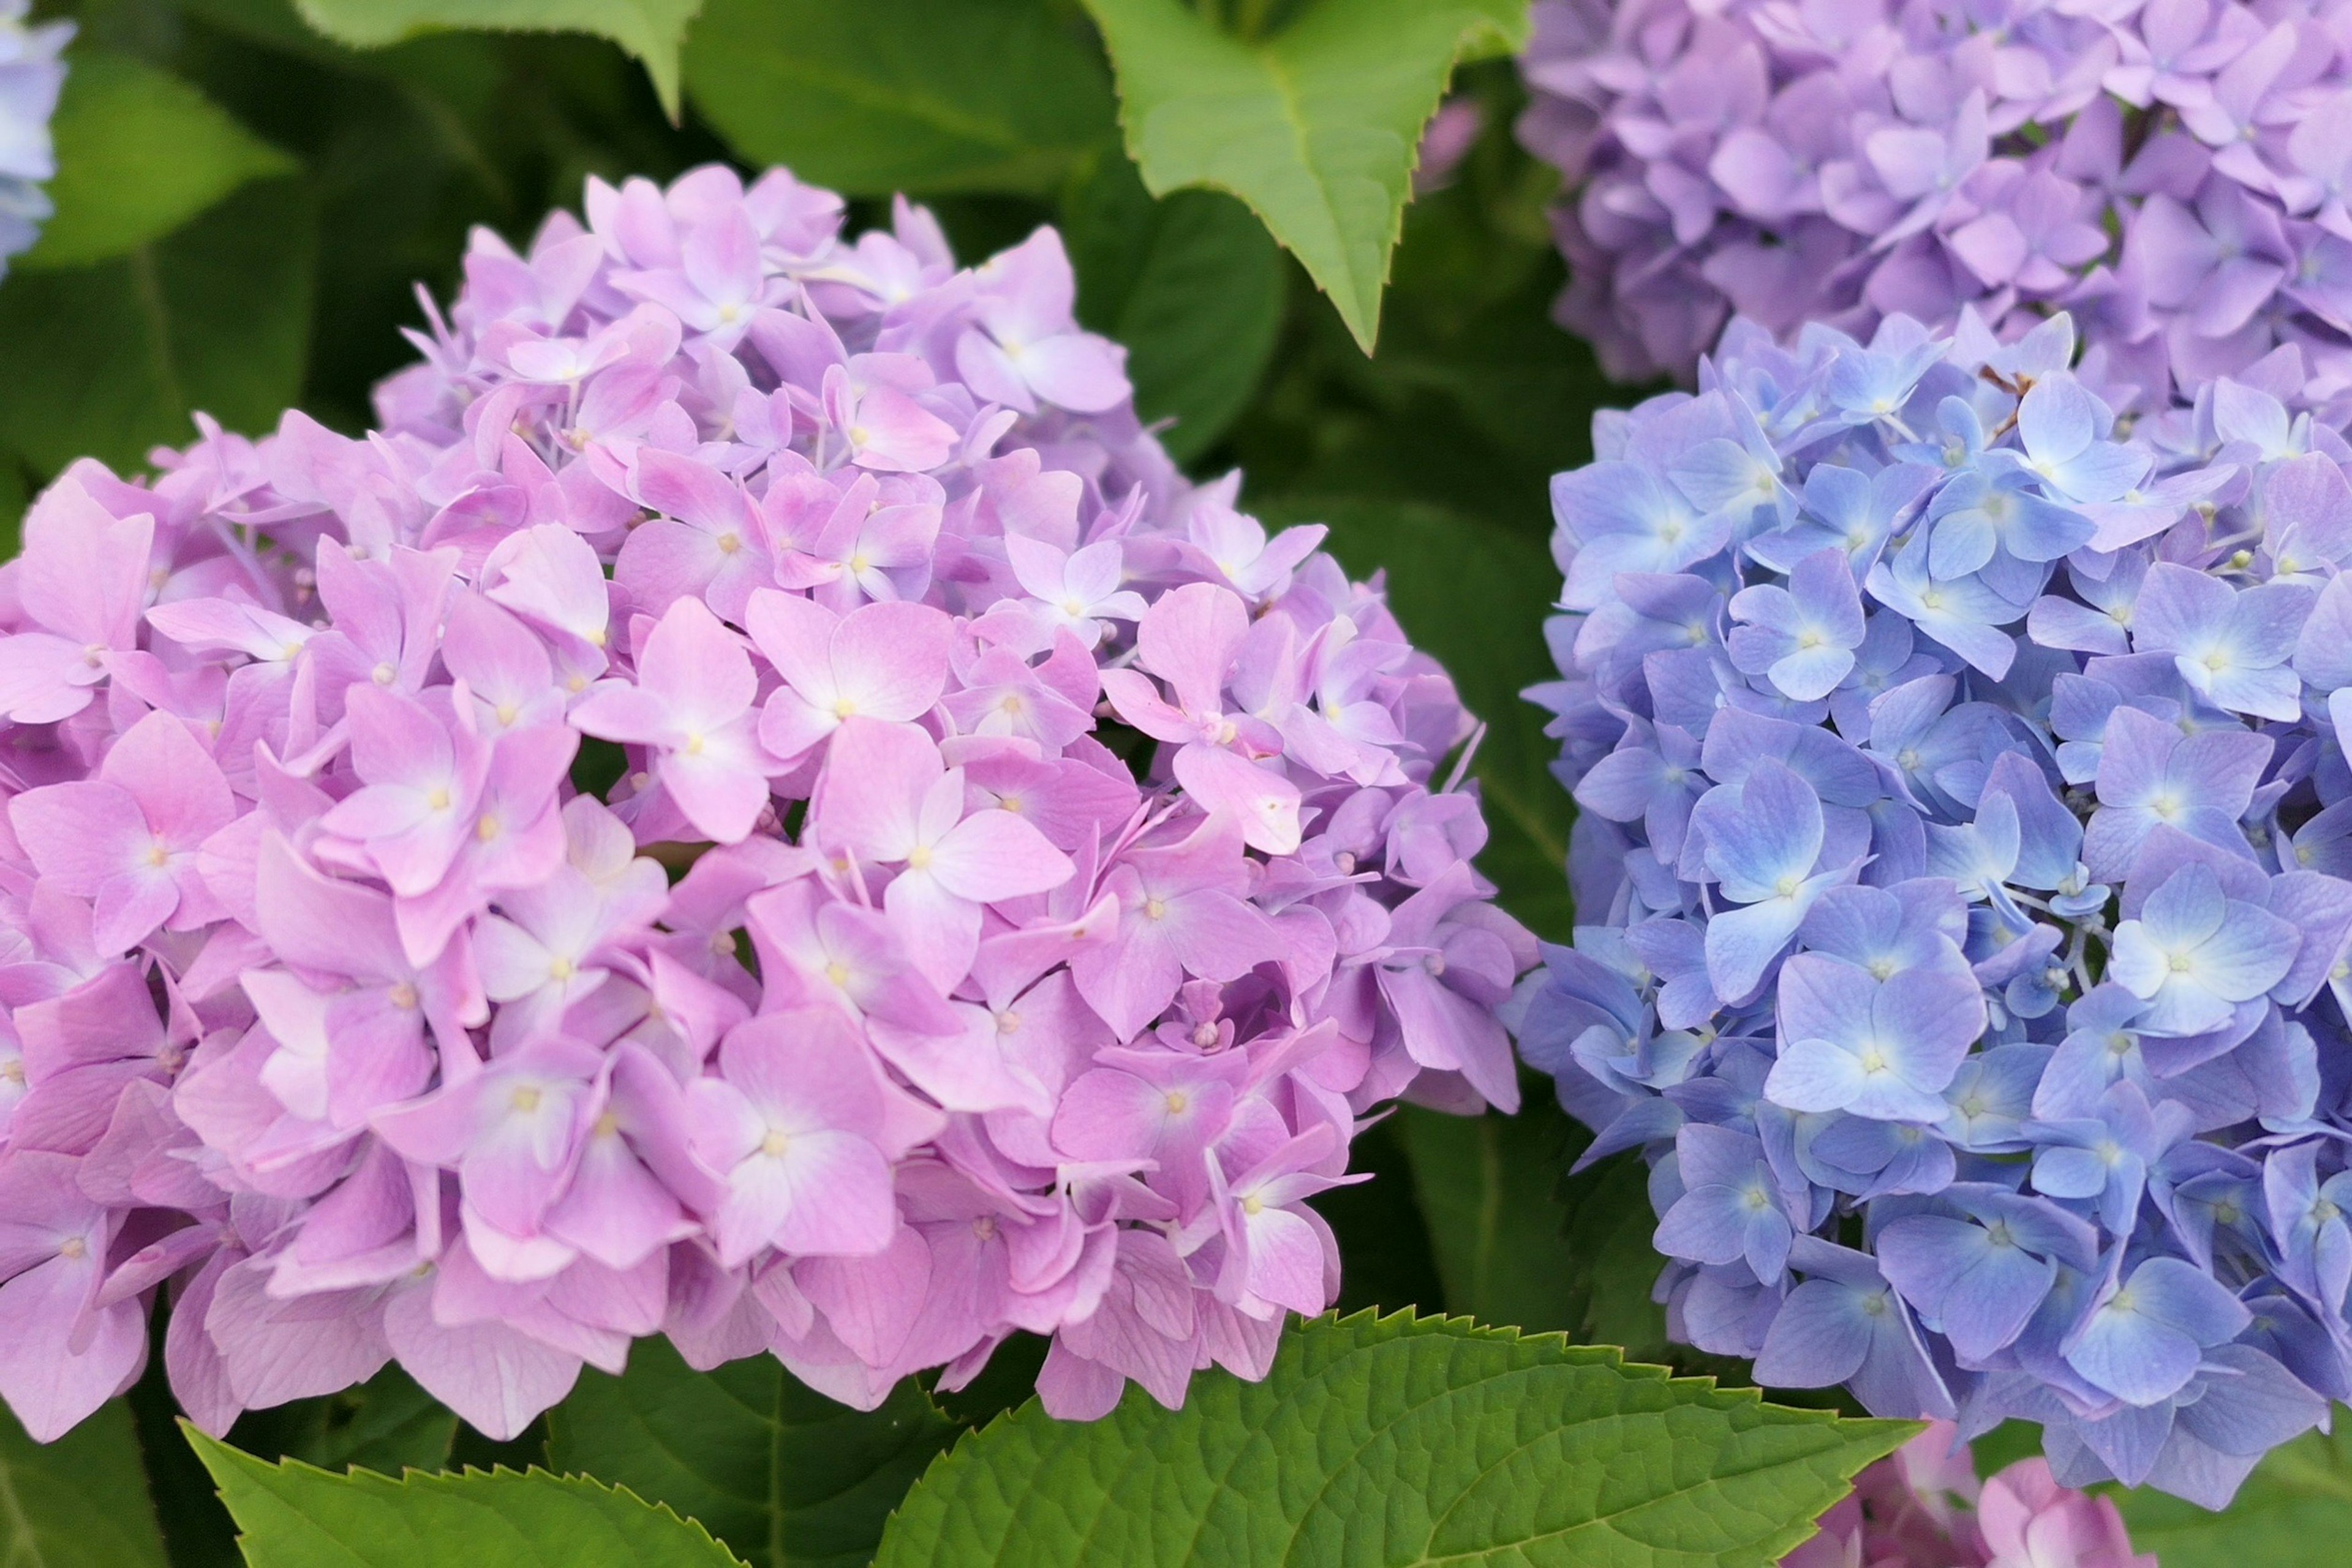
1513,307,2352,1505
0,0,69,274
1785,1420,2155,1568
1516,0,2352,409
0,162,1533,1444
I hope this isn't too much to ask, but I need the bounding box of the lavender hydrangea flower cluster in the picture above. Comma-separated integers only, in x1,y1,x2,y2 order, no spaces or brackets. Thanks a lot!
0,0,70,274
0,162,1533,1446
1515,0,2352,407
1785,1420,2154,1568
1513,307,2352,1506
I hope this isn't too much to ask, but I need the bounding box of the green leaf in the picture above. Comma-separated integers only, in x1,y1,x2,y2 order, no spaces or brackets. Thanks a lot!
292,0,702,118
1395,1101,1581,1335
1065,155,1284,464
2115,1417,2352,1568
545,1336,958,1568
20,50,295,271
1080,0,1531,352
0,1398,171,1568
1268,494,1572,936
684,0,1116,197
875,1311,1913,1567
186,1426,748,1568
0,177,317,478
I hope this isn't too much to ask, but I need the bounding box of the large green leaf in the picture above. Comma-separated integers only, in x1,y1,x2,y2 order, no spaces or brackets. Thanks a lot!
187,1427,747,1567
0,177,316,478
292,0,701,118
0,1398,171,1568
1065,155,1284,464
684,0,1115,197
1080,0,1529,352
2116,1419,2352,1568
1395,1101,1581,1335
545,1337,958,1568
875,1311,1913,1567
1272,494,1572,937
20,50,295,271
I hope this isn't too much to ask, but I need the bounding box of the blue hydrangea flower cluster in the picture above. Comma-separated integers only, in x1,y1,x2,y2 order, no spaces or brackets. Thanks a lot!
0,0,69,276
1512,309,2352,1507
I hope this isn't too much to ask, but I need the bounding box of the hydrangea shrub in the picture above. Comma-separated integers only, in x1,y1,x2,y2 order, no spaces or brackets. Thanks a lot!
1515,308,2352,1506
1517,0,2352,409
0,0,68,274
0,161,1534,1446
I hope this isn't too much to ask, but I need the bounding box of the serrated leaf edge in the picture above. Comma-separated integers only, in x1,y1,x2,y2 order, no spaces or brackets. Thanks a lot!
878,1308,1919,1566
1082,1,1531,353
182,1423,752,1567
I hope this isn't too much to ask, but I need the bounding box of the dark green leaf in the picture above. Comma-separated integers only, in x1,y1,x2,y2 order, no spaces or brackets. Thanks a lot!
874,1310,1915,1567
1317,1114,1447,1318
1554,1144,1675,1363
0,177,316,478
0,1397,170,1568
1268,494,1572,937
2116,1418,2352,1568
227,1366,459,1479
293,0,702,118
1065,156,1284,464
1395,1100,1581,1334
544,1336,957,1568
187,1425,746,1567
21,49,295,270
129,1327,243,1568
1079,0,1530,352
684,0,1115,197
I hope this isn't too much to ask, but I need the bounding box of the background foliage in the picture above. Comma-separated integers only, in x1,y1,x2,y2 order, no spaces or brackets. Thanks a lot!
2,0,2342,1562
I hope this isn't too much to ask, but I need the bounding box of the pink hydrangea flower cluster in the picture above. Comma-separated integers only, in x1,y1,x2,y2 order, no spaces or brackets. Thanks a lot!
0,163,1533,1444
1517,0,2352,409
1787,1421,2155,1568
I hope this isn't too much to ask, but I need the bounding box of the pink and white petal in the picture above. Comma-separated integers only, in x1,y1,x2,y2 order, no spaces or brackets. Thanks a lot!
10,781,151,897
883,870,984,995
1172,745,1302,856
660,749,772,845
205,1259,393,1409
928,810,1074,903
771,1132,897,1257
835,601,953,719
0,1257,145,1441
383,1283,581,1441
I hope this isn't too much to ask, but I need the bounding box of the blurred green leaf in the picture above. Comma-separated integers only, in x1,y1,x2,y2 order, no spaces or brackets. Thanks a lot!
684,0,1115,197
2116,1419,2352,1568
0,1397,170,1568
228,1366,460,1479
1065,156,1284,464
1395,1099,1581,1334
293,0,701,118
1554,1143,1674,1362
875,1310,1914,1567
1318,1114,1447,1318
189,1425,747,1567
21,48,294,270
1268,494,1571,936
545,1336,957,1568
0,177,316,477
1080,0,1529,352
